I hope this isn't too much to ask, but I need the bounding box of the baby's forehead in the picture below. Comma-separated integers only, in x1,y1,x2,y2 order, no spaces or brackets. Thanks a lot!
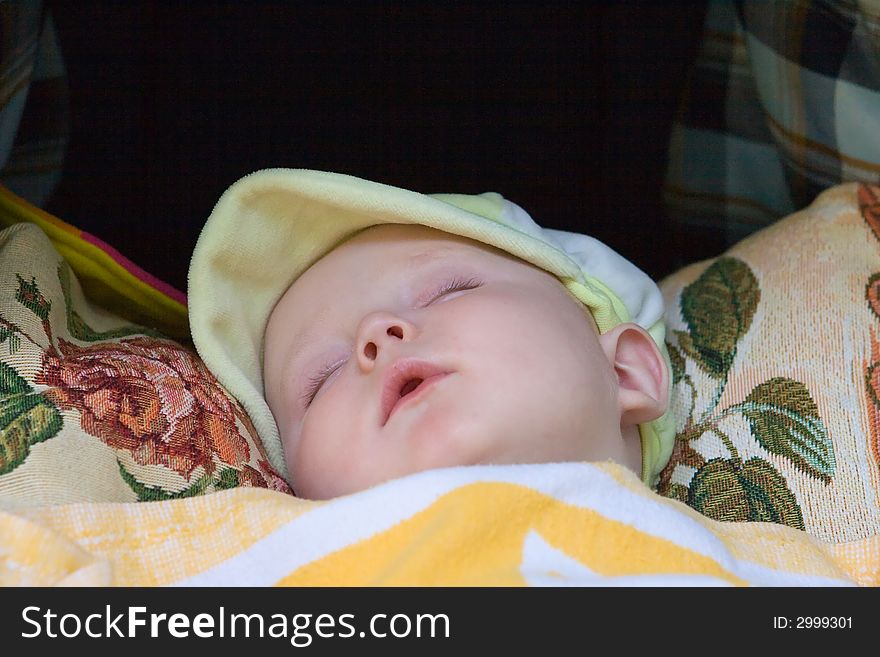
314,222,519,272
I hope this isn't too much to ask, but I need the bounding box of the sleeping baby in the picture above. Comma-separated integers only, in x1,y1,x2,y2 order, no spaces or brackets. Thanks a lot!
188,169,675,500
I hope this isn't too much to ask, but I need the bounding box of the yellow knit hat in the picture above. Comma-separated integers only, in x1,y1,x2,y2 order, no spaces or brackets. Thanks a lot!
188,169,675,487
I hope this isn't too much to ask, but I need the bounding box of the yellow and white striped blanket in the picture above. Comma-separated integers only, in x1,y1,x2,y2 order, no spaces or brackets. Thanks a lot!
3,463,875,586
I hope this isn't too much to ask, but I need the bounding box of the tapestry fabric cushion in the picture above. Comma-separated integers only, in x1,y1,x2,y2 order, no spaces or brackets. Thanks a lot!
657,182,880,542
0,222,291,507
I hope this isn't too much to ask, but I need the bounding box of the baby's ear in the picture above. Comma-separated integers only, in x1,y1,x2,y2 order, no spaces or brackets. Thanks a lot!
598,323,669,427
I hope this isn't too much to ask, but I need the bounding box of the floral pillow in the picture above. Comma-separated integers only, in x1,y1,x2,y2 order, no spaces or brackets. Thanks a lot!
0,222,291,507
657,183,880,543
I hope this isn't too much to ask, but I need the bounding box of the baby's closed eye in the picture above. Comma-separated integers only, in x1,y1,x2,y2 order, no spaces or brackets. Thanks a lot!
421,276,483,306
302,359,347,407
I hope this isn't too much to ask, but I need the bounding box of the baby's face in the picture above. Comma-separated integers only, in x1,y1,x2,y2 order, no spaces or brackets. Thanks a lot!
263,224,645,499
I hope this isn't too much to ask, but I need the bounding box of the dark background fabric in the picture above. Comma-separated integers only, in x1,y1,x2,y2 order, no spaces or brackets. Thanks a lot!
45,1,706,293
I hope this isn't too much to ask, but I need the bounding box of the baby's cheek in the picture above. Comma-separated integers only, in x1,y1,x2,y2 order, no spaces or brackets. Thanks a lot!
298,408,390,498
287,418,332,480
289,427,342,499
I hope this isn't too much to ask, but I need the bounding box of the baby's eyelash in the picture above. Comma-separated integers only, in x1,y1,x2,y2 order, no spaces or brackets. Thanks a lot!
427,276,483,304
301,277,482,408
302,360,343,407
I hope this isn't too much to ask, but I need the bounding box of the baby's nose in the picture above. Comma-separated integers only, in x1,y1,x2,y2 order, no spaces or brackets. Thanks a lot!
355,312,411,365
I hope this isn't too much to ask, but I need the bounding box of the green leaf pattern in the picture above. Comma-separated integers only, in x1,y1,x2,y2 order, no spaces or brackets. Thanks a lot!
689,458,804,530
668,343,685,386
117,460,243,501
662,257,833,531
735,378,835,483
0,326,21,353
15,274,51,321
117,461,212,501
0,363,63,475
679,257,759,378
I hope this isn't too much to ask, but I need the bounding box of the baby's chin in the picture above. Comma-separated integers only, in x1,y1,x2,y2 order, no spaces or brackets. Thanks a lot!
289,463,427,501
286,437,482,501
287,466,353,501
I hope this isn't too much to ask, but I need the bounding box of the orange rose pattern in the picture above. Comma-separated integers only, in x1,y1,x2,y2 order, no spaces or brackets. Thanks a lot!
36,336,289,491
1,257,293,499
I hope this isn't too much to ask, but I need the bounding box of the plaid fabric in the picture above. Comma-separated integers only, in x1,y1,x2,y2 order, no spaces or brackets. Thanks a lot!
0,1,67,207
665,0,880,260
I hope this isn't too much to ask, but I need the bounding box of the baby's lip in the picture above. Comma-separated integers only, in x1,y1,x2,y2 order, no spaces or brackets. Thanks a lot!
380,358,453,426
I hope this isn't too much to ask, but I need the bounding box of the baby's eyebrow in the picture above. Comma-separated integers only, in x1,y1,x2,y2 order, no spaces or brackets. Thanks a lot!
404,246,455,269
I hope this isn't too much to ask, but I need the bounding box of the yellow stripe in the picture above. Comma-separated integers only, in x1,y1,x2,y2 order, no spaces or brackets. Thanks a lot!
10,489,314,586
0,512,102,586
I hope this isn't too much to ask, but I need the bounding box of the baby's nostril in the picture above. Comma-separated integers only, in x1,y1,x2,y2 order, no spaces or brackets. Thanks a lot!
399,378,423,397
387,325,403,339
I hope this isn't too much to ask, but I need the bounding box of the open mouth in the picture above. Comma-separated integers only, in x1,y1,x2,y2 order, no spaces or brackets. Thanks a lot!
381,361,452,426
398,377,424,398
387,375,446,422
